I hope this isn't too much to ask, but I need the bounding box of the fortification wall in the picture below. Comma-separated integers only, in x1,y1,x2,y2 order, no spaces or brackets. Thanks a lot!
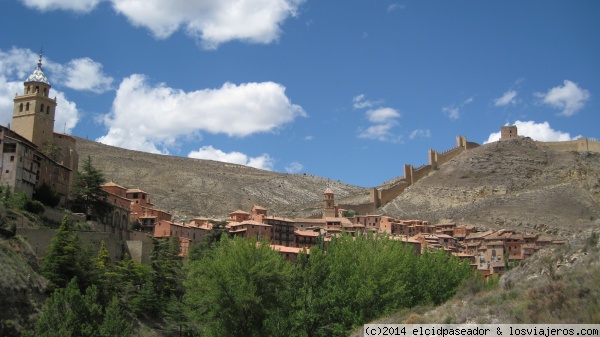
380,180,410,205
436,147,464,166
339,202,377,215
536,138,600,153
364,135,479,213
18,228,124,262
41,209,86,225
412,164,433,182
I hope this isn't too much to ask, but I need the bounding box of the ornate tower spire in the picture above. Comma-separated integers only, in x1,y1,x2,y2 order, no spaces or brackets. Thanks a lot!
12,49,56,148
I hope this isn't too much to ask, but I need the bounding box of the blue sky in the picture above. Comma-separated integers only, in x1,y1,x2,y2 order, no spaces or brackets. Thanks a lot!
1,1,598,187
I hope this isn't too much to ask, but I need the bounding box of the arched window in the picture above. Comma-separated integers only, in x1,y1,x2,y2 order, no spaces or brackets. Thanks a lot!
19,103,23,112
43,88,47,96
40,104,44,112
25,102,30,111
35,86,39,93
46,106,50,114
26,86,30,94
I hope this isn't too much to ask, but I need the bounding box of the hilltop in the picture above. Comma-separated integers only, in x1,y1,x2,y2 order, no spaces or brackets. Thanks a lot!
380,137,600,236
75,136,600,231
74,137,369,220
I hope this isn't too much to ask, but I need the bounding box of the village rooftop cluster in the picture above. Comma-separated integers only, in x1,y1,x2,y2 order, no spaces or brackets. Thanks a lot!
100,181,566,278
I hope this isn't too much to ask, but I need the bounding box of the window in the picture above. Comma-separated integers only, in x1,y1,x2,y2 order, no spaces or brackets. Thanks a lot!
40,104,44,112
46,106,50,115
19,103,23,112
10,156,14,162
43,88,47,96
26,102,29,111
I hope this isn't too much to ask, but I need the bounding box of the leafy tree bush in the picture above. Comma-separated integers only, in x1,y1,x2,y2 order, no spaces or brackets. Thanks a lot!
184,233,472,337
185,236,293,337
33,182,61,208
25,200,45,214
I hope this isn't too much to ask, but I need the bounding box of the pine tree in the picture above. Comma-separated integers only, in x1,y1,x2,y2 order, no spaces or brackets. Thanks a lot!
41,216,84,290
99,296,133,337
71,155,112,220
32,278,103,337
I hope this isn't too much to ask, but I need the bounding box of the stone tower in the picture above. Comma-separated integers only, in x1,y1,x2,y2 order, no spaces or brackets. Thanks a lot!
500,125,518,140
12,53,57,149
323,188,336,218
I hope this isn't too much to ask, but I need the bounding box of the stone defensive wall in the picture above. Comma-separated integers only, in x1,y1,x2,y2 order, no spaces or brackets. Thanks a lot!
361,136,479,212
535,137,600,153
17,224,153,265
18,228,124,262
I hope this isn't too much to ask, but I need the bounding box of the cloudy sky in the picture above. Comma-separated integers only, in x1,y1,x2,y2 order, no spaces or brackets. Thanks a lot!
1,1,598,187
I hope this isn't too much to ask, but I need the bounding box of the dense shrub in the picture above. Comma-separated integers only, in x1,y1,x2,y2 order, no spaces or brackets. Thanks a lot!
25,200,45,214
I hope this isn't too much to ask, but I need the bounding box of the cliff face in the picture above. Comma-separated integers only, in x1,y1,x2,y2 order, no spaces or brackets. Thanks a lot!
0,236,48,336
75,137,368,220
381,137,600,236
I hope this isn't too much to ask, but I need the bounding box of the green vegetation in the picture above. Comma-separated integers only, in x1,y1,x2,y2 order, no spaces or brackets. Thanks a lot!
71,155,112,220
185,233,472,337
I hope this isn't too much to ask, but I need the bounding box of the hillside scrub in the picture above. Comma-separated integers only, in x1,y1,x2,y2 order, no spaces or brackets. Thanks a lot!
184,233,472,337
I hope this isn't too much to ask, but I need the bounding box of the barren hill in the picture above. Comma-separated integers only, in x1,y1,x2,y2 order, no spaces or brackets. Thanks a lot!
380,137,600,236
74,137,368,220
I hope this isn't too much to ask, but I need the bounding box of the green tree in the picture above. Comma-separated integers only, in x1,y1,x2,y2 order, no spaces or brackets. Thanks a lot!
71,155,112,220
41,216,96,291
32,278,103,337
33,182,61,207
42,140,61,162
98,296,133,337
94,240,120,304
185,236,293,337
29,278,132,337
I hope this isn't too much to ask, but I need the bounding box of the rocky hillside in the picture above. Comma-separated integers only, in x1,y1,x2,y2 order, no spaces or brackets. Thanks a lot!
75,137,368,220
381,137,600,236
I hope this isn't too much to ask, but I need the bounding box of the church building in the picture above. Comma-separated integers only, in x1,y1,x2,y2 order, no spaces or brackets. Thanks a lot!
0,52,78,203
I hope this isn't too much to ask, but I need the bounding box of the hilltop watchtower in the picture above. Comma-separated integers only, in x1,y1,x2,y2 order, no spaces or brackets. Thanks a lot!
500,125,518,140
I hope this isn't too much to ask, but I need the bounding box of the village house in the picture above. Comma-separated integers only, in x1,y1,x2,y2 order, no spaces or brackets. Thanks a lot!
294,230,319,249
264,216,296,247
227,220,273,241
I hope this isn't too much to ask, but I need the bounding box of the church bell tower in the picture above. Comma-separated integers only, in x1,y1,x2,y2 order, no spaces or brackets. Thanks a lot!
12,52,57,149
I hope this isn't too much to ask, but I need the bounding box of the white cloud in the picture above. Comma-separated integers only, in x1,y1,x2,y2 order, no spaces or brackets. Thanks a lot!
535,80,590,117
409,129,431,140
21,0,304,49
97,74,306,153
188,145,274,170
358,124,402,143
20,0,101,12
58,58,114,93
494,89,517,107
484,120,581,144
52,91,80,134
0,48,80,134
285,161,303,174
113,0,304,49
442,105,460,120
387,4,405,12
304,135,313,141
464,97,474,105
352,94,383,109
366,107,400,123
